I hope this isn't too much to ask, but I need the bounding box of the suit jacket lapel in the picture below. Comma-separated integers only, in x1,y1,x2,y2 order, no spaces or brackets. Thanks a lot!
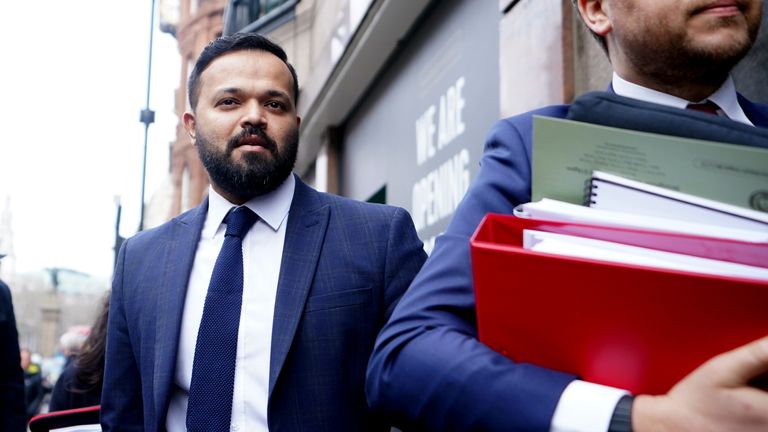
153,200,207,424
269,178,329,395
738,93,768,128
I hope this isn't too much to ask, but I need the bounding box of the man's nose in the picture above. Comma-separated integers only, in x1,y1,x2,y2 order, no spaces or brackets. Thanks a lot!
241,100,266,129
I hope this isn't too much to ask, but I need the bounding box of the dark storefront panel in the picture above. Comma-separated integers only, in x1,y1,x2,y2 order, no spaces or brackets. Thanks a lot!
343,0,500,253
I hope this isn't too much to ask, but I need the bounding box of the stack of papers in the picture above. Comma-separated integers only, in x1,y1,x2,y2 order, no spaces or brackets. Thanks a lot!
525,116,768,271
514,198,768,243
471,116,768,394
523,229,768,281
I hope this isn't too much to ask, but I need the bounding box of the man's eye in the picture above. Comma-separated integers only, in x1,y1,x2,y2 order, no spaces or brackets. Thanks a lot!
266,101,286,110
219,98,239,106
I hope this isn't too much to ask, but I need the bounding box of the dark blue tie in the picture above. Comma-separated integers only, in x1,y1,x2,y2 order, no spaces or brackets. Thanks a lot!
186,206,258,432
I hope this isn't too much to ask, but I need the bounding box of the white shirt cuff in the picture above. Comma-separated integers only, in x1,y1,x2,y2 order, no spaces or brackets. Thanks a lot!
549,380,630,432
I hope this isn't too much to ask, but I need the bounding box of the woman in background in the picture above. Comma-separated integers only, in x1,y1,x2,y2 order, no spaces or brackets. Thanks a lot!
49,293,109,411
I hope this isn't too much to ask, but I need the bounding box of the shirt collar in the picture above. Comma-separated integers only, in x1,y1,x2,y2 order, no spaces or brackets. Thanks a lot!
203,174,296,239
611,72,753,126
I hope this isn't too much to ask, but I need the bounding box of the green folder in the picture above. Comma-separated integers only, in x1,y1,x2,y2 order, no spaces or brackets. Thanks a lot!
531,116,768,212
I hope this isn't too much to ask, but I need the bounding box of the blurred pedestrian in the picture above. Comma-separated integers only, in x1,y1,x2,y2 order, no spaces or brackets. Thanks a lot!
49,292,110,411
21,347,45,421
0,271,27,432
59,326,88,369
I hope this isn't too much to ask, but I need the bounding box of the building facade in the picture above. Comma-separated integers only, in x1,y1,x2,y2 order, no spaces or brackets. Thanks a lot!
157,0,228,220
156,0,768,249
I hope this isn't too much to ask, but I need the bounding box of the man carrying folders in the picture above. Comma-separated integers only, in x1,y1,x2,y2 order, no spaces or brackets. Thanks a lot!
366,1,768,431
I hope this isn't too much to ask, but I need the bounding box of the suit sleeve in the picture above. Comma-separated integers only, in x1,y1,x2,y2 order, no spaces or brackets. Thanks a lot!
382,207,428,322
101,241,144,432
366,117,577,431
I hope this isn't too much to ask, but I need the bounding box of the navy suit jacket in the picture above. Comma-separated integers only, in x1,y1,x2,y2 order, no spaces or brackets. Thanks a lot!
366,98,768,431
102,175,426,431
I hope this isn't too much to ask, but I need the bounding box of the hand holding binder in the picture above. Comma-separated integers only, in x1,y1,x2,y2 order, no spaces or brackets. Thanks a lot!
631,335,768,431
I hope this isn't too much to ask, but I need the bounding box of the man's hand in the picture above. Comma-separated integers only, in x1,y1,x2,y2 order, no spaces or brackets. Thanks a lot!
633,335,768,431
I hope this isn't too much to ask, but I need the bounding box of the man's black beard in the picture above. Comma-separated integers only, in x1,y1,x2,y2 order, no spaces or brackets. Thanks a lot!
620,10,761,87
197,125,298,200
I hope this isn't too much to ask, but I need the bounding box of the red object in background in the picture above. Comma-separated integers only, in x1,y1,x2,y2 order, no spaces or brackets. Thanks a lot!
28,406,100,432
470,213,768,395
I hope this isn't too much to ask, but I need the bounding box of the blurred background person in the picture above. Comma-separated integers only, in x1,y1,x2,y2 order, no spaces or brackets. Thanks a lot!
1,268,27,432
49,293,110,411
21,347,45,421
59,325,89,369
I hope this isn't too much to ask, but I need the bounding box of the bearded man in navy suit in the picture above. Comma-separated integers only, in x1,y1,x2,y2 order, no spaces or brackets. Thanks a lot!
101,33,426,432
367,0,768,431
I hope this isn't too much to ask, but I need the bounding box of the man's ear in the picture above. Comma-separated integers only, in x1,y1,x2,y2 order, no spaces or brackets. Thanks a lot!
182,111,197,144
578,0,612,37
296,115,302,129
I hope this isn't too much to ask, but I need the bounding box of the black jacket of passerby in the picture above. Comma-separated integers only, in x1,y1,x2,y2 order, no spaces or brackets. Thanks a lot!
0,279,27,432
24,361,45,420
49,361,102,411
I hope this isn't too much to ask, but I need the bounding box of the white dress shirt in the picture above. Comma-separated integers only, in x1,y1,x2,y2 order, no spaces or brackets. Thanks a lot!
550,74,753,432
611,72,754,125
166,174,295,432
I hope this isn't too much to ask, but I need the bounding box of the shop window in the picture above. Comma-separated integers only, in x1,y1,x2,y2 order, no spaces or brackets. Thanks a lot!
223,0,299,35
367,185,386,204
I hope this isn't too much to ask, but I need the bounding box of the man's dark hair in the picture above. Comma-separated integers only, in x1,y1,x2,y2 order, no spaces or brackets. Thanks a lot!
188,32,299,111
571,0,608,55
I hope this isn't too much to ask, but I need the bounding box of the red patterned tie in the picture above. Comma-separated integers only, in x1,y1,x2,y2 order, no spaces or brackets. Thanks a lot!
686,100,721,116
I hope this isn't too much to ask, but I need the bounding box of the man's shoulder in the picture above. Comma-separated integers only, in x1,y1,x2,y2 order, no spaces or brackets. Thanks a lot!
314,189,405,219
125,203,205,245
500,104,570,126
490,104,570,140
294,178,406,220
482,104,570,148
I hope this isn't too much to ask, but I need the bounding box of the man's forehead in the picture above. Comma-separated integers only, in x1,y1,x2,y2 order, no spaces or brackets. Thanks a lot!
200,51,294,92
204,50,289,77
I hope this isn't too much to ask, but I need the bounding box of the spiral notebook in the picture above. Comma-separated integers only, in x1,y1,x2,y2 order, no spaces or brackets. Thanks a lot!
587,170,768,231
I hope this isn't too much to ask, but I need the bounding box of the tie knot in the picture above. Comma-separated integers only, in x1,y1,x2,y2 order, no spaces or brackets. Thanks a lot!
686,100,721,116
223,206,258,239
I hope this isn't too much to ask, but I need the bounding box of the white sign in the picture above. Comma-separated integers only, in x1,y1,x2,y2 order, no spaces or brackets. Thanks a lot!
411,77,471,253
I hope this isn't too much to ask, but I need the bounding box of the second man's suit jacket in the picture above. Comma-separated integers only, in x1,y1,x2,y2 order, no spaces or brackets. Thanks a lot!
102,175,427,431
366,98,768,431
